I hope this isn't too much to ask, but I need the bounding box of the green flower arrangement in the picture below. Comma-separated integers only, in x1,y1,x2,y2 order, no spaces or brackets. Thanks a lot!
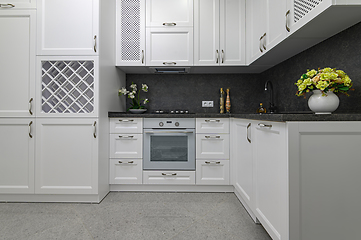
295,67,353,97
119,82,149,109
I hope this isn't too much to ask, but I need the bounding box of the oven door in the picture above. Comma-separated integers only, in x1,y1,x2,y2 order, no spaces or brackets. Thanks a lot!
143,129,195,170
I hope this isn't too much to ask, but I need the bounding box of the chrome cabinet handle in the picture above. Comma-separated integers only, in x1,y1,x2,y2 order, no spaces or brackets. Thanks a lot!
141,50,144,64
28,98,33,115
163,62,176,65
247,123,251,143
259,35,264,53
118,161,134,164
205,119,220,123
162,173,177,176
262,33,267,50
118,135,134,138
205,135,221,139
258,123,272,128
221,50,224,63
93,121,97,138
144,131,193,134
205,161,221,164
119,119,134,122
94,35,97,52
286,10,290,32
163,22,176,26
0,3,15,8
28,121,33,138
216,50,219,63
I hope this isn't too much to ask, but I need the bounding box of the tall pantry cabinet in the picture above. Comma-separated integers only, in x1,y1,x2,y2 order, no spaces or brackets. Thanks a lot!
0,0,123,202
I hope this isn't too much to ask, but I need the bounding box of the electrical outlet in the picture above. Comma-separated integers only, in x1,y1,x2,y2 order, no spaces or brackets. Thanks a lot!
202,101,214,108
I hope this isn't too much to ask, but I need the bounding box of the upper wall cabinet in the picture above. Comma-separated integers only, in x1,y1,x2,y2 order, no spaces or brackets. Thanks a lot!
0,10,36,117
37,0,99,56
246,0,288,64
116,0,145,66
0,0,36,9
194,0,245,66
146,0,193,27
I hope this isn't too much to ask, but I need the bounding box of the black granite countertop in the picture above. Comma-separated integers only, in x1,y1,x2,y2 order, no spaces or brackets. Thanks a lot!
108,111,361,121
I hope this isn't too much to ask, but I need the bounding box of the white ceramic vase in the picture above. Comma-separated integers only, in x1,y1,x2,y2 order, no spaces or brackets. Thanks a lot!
129,109,147,114
308,90,339,114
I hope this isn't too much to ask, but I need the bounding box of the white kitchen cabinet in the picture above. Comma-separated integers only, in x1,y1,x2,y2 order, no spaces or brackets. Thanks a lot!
0,0,36,9
143,171,195,185
246,0,288,64
110,159,142,184
35,56,99,118
35,118,98,194
109,118,143,134
146,27,193,66
196,160,229,185
116,0,145,66
196,133,230,160
0,119,35,194
146,0,193,27
110,133,143,159
194,0,245,66
253,121,288,240
231,118,256,220
0,10,36,117
196,118,229,133
37,0,99,55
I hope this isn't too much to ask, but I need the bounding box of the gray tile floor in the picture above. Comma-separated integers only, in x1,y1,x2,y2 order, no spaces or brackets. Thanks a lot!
0,192,271,240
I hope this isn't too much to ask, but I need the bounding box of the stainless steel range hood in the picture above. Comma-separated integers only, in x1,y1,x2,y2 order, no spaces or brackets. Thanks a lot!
148,67,190,74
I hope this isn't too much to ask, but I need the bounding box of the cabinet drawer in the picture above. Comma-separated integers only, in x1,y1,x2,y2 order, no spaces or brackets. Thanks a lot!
110,118,143,134
110,133,142,158
196,160,229,185
196,133,229,159
196,118,230,133
143,171,195,185
110,159,142,184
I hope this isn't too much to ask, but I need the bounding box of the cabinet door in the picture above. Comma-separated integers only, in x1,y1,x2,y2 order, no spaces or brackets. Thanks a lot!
0,119,35,194
0,10,35,117
0,0,36,8
109,118,143,134
246,0,267,64
146,28,193,66
196,160,229,185
219,0,245,65
143,171,195,185
196,118,229,133
194,0,220,66
231,119,254,216
265,0,287,52
116,0,145,66
146,0,193,27
110,133,142,159
37,0,99,55
35,118,98,194
110,159,142,184
36,56,99,117
196,133,229,159
253,121,288,240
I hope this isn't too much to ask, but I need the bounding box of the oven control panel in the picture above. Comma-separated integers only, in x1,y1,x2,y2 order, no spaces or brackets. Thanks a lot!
144,118,196,129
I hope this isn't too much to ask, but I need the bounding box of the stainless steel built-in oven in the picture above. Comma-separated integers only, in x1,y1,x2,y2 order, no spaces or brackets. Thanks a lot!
143,118,195,170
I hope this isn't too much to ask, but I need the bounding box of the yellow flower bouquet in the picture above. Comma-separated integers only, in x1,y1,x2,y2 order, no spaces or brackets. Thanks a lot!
295,67,353,97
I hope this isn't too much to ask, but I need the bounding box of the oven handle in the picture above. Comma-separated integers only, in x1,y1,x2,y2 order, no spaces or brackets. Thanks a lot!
144,131,194,134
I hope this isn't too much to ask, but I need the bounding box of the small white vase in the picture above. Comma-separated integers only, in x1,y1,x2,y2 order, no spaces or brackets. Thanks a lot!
129,109,147,114
308,90,339,114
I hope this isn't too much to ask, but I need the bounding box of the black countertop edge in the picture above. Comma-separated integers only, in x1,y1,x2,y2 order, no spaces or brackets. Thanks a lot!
108,112,361,121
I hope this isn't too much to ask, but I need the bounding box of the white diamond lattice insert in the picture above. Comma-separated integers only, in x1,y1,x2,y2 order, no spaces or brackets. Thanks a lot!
41,61,94,114
294,0,323,23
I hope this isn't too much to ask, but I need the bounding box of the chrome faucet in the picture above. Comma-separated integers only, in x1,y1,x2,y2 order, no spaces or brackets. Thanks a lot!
264,80,276,113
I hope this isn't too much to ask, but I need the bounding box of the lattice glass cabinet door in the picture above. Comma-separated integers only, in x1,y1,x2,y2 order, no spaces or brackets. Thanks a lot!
37,57,98,117
116,0,145,66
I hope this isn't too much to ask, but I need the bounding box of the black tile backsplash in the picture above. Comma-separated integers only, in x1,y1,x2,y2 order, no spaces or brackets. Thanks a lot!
126,22,361,114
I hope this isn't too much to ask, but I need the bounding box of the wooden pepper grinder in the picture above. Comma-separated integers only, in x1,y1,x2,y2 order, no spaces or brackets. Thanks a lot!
226,88,231,113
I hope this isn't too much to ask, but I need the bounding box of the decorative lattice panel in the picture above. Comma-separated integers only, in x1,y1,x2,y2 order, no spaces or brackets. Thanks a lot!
41,61,94,114
120,0,141,61
294,0,323,23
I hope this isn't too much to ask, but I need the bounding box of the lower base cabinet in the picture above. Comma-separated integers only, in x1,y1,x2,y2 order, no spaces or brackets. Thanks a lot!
35,118,98,194
196,160,229,185
143,171,196,185
110,159,142,184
